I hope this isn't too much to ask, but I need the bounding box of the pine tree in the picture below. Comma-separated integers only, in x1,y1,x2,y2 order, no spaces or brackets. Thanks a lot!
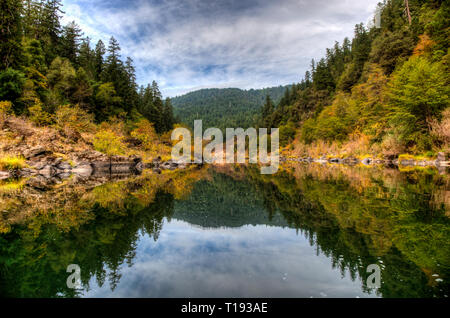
261,95,274,127
60,21,83,65
162,97,175,132
0,0,23,70
94,40,106,80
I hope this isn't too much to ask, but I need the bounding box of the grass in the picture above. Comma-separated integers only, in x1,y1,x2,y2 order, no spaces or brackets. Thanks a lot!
0,155,27,171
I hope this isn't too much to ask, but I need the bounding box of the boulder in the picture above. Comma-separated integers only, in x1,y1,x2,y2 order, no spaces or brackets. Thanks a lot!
73,164,93,177
30,161,46,170
39,165,56,178
57,162,72,170
24,147,50,159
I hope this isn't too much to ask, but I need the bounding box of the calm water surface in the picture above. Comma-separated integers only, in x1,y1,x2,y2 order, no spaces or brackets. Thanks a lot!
0,164,448,298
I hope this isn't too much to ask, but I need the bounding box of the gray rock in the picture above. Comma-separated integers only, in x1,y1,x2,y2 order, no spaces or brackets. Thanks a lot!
24,147,50,159
57,172,72,179
39,165,56,178
361,158,372,165
73,164,93,177
57,162,72,170
32,162,46,170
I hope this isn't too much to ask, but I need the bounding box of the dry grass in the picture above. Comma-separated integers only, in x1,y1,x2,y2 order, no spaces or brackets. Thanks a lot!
290,132,374,159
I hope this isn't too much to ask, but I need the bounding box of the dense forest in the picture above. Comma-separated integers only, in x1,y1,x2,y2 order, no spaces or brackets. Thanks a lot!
172,86,288,131
0,0,175,138
1,0,449,160
259,0,449,154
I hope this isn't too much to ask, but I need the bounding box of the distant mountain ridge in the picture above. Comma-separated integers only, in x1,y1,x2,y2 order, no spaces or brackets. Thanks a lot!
171,86,290,130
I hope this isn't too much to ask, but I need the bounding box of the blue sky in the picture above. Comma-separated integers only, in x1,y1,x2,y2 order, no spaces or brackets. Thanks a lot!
61,0,380,97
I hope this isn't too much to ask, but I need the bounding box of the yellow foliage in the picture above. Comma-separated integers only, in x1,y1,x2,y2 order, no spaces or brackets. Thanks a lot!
0,155,27,171
28,99,53,126
54,104,95,134
93,129,125,157
131,119,158,150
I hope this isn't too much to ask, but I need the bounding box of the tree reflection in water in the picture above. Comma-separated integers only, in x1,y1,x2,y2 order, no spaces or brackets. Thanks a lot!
0,164,448,298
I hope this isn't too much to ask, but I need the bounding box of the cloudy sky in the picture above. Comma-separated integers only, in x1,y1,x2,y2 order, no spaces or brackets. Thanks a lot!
61,0,380,97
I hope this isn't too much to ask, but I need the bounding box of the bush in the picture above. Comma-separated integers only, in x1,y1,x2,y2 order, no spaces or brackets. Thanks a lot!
54,104,95,138
130,119,158,151
0,68,25,113
93,129,125,157
28,100,53,126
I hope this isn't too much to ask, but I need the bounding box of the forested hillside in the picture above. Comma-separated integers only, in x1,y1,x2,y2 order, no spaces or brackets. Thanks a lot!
0,0,175,134
260,0,449,155
172,86,288,131
0,0,179,163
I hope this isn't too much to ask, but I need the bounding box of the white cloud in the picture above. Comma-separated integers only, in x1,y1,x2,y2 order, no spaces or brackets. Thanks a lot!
61,0,380,96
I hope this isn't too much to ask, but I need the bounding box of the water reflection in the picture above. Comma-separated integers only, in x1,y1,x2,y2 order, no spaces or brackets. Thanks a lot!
0,164,448,298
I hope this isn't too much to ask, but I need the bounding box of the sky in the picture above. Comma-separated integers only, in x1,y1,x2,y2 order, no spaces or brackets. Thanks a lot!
61,0,380,97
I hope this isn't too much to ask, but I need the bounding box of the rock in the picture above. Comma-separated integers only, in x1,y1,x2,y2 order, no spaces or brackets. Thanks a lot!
134,161,144,172
73,164,93,177
0,171,11,180
31,161,46,170
361,158,372,165
19,168,36,177
39,165,56,178
53,157,63,166
57,162,72,170
57,172,72,179
24,147,50,159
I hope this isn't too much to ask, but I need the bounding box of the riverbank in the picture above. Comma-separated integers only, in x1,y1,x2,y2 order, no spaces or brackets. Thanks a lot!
280,152,449,173
0,114,186,182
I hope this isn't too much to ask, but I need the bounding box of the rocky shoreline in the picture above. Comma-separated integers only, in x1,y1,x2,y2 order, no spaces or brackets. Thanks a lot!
0,147,192,181
1,146,448,182
280,152,449,170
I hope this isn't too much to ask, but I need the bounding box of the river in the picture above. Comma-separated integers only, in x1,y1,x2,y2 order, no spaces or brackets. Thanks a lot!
0,164,448,298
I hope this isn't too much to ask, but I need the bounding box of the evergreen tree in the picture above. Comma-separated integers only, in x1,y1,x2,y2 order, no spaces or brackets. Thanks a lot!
0,0,23,70
162,97,175,132
260,95,274,127
94,40,106,81
60,21,83,65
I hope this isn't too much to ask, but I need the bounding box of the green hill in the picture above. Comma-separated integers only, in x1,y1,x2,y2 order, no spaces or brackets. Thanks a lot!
171,86,289,131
